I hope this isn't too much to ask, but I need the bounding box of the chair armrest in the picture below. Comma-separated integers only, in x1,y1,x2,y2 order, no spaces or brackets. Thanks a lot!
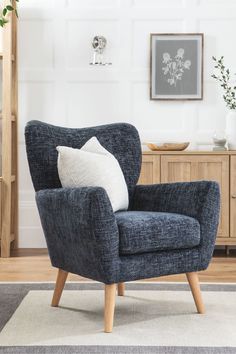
132,181,220,268
36,187,120,284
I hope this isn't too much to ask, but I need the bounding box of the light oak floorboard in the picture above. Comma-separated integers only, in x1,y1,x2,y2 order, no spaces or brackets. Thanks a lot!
0,249,235,282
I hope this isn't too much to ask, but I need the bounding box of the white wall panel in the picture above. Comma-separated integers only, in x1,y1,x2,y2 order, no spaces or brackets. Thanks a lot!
197,82,226,133
132,20,184,68
18,225,46,248
198,0,236,5
133,0,184,8
19,82,55,141
19,20,54,68
67,0,121,8
132,82,184,132
198,19,236,79
19,203,41,229
67,82,124,127
18,0,236,247
18,144,34,193
19,0,55,8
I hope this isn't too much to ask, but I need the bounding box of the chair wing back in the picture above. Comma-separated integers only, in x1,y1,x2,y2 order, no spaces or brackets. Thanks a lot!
25,120,142,197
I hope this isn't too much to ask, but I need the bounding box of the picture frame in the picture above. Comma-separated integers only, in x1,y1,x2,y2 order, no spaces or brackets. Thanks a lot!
150,33,204,100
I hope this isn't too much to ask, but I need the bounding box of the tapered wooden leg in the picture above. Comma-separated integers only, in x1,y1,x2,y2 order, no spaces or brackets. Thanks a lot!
104,284,116,333
117,282,125,296
51,269,68,307
186,272,205,314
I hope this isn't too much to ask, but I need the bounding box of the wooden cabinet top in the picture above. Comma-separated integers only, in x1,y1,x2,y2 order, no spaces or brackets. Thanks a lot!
142,150,236,155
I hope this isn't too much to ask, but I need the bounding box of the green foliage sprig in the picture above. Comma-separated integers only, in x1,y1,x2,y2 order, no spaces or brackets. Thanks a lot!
0,0,19,27
212,56,236,110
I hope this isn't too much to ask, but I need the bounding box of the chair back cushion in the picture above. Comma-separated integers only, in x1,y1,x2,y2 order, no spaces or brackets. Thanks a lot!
25,121,142,199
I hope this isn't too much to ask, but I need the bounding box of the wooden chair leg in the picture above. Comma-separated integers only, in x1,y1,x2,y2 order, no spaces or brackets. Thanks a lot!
117,282,125,296
51,269,68,307
186,272,205,314
104,284,116,333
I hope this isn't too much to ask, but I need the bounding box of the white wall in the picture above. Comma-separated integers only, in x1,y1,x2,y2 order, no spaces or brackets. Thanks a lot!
18,0,236,247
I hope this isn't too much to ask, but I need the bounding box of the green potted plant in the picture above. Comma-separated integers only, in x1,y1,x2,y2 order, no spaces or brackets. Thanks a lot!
212,56,236,150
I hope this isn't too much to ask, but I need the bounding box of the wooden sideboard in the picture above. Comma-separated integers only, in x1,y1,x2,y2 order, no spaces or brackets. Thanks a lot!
138,150,236,246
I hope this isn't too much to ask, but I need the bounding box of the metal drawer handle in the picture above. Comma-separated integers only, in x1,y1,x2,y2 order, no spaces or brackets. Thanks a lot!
232,195,236,199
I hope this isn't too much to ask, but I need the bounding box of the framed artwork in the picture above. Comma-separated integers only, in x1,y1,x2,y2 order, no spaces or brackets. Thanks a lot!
150,33,204,100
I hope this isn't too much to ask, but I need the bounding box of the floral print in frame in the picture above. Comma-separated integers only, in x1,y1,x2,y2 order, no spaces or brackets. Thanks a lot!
150,33,203,100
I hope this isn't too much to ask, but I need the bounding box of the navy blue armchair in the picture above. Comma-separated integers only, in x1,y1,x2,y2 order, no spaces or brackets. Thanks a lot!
25,120,220,332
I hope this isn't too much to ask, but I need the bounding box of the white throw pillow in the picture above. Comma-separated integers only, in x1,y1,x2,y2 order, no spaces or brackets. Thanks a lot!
56,137,129,212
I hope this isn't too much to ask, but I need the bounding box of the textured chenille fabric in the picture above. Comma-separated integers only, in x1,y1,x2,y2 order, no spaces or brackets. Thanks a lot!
115,211,200,255
25,120,141,201
25,120,220,284
36,187,120,284
131,181,221,271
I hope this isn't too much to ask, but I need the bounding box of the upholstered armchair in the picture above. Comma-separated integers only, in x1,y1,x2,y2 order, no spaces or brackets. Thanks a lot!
25,120,220,333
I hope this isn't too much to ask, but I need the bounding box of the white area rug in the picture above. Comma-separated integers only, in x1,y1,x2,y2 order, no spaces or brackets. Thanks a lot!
0,288,236,348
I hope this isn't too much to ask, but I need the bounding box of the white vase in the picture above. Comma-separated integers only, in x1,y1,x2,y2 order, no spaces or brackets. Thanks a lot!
226,110,236,150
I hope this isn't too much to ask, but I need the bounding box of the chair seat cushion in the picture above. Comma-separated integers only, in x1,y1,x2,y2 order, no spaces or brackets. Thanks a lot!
115,211,200,255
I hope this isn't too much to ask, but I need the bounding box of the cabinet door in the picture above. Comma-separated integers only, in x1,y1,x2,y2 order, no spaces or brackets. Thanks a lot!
161,155,229,238
138,155,160,185
230,156,236,239
161,156,195,182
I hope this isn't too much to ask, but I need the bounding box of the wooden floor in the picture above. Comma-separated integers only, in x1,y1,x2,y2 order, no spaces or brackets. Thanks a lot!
0,248,235,282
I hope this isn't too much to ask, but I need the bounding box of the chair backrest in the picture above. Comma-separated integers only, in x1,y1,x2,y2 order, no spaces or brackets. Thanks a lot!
25,120,142,198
